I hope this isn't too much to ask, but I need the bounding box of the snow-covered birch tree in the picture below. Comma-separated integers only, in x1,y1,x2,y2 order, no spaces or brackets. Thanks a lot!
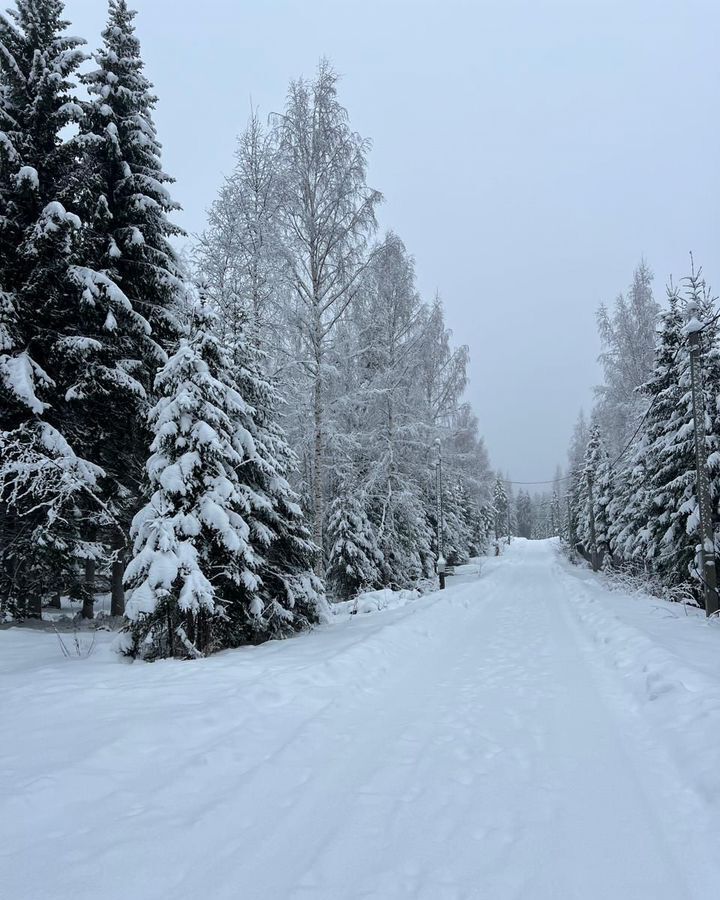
272,59,382,563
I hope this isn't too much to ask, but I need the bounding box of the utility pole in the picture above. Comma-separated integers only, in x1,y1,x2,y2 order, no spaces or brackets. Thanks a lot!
567,494,575,560
506,483,511,546
586,474,599,572
687,316,719,617
434,439,446,589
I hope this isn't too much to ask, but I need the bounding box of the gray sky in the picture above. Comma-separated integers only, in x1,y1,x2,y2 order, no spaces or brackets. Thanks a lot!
66,0,720,481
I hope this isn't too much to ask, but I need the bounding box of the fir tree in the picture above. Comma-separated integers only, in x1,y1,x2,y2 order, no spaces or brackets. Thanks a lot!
576,425,612,563
374,487,434,590
515,490,534,539
0,0,102,615
123,304,260,658
75,0,188,614
82,0,184,346
326,491,383,600
640,272,720,595
550,491,562,537
124,303,326,659
228,323,327,642
608,288,685,570
492,475,509,542
441,480,472,564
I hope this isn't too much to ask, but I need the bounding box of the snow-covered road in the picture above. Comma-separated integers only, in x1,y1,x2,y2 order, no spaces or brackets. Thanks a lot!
2,539,720,899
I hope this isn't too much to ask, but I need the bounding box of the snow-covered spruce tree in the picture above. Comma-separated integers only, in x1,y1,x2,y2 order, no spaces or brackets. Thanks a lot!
326,491,383,601
82,0,183,347
374,490,434,590
549,491,562,537
74,0,187,613
515,490,534,539
440,480,473,565
575,425,613,564
636,271,720,596
492,475,509,542
0,0,106,616
228,319,327,642
445,403,494,556
606,288,685,570
123,303,325,659
476,502,496,554
566,410,589,550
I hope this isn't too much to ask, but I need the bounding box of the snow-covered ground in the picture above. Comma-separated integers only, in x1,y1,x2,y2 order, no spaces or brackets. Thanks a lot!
2,539,719,899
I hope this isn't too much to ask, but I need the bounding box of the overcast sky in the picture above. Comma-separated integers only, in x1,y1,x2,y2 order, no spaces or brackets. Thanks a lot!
65,0,720,481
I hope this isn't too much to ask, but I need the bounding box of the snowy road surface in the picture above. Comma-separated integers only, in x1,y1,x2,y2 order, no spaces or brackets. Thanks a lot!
2,539,720,899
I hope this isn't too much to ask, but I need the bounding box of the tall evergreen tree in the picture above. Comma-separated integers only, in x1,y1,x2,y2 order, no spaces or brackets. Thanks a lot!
492,475,509,542
575,425,612,563
229,318,327,640
549,490,562,537
76,0,187,613
124,303,326,659
639,273,720,593
608,290,685,569
0,0,104,616
326,490,383,601
516,490,534,539
82,0,183,345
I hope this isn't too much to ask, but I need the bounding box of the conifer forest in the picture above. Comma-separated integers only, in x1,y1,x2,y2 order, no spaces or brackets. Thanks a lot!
1,3,719,899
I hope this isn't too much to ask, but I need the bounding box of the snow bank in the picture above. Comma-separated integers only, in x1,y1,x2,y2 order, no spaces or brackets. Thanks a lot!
563,558,720,805
332,587,421,617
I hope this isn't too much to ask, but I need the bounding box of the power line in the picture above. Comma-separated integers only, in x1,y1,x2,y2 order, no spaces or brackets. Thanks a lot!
504,475,573,486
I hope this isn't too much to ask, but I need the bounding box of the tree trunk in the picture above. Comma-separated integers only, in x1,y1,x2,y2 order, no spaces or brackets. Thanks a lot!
313,366,324,573
110,527,126,617
81,557,95,619
27,590,42,620
110,558,125,617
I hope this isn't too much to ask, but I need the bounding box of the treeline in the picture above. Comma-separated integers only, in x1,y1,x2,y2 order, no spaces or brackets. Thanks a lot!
195,61,495,600
0,1,494,656
566,260,720,606
490,474,563,543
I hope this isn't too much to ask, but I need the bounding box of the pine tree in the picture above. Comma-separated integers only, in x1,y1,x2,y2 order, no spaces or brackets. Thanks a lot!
326,491,383,600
